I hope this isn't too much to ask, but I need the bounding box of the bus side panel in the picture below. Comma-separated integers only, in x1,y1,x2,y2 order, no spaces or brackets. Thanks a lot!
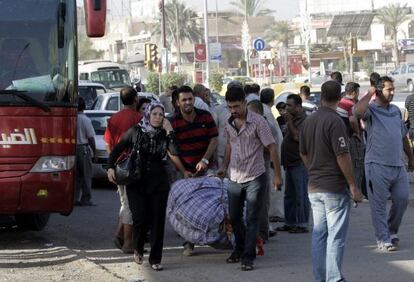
19,170,75,214
0,178,20,213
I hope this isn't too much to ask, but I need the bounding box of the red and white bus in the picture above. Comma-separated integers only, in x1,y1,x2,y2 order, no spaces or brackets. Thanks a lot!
0,0,106,230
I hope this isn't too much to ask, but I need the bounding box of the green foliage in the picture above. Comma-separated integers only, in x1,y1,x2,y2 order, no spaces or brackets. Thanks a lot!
361,58,373,74
161,72,188,91
78,36,104,60
337,60,347,72
209,71,224,92
230,0,274,17
146,72,160,95
146,72,188,95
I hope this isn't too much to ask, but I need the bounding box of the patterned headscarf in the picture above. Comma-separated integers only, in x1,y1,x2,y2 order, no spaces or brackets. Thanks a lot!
138,100,165,133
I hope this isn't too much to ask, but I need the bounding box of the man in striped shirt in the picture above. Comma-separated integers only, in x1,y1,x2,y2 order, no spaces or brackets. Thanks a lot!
169,85,218,256
217,86,283,271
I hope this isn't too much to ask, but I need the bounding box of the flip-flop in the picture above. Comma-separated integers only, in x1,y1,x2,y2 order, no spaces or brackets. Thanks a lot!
276,225,292,232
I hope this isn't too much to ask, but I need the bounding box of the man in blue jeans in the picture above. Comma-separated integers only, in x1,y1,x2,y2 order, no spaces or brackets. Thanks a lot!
217,86,283,271
300,81,364,282
277,94,310,234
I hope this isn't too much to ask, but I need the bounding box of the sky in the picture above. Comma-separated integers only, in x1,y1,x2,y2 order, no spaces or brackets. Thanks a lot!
77,0,301,21
184,0,300,20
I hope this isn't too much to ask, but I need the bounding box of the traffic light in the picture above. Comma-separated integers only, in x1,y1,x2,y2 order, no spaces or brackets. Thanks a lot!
144,43,159,71
351,37,358,55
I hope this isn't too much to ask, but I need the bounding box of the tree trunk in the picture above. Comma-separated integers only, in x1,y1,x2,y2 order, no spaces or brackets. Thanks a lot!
175,5,181,68
392,31,399,66
342,38,348,72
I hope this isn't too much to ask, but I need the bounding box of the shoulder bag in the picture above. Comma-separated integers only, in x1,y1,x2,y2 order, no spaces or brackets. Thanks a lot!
115,129,143,185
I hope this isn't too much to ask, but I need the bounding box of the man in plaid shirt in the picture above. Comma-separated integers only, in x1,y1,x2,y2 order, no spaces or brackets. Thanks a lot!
217,86,283,271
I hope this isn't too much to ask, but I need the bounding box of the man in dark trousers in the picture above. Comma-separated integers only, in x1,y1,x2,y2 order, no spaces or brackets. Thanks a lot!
218,86,283,271
300,81,363,282
277,94,310,233
75,97,96,207
169,85,218,256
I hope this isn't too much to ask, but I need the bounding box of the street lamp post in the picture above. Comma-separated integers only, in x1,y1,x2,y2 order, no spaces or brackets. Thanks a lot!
300,0,312,83
242,0,250,77
203,0,210,86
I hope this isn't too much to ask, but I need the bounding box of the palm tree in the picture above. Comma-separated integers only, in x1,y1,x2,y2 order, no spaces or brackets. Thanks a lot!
265,21,294,76
154,0,202,67
230,0,274,17
377,3,409,65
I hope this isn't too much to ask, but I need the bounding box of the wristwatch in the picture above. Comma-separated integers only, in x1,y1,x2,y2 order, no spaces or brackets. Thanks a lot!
201,158,209,165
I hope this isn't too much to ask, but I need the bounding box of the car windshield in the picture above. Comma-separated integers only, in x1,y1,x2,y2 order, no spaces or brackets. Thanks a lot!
86,113,113,135
91,69,131,89
0,0,76,104
79,86,106,110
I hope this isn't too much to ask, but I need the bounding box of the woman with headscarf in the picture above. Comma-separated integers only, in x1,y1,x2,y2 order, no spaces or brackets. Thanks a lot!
107,101,189,271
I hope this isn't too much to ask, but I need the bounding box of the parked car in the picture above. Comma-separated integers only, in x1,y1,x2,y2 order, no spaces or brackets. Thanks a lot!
210,91,225,107
274,88,321,117
78,81,107,109
91,92,159,111
390,63,414,92
84,110,116,179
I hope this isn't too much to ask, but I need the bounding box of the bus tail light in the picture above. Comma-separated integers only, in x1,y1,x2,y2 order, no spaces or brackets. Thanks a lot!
30,156,75,172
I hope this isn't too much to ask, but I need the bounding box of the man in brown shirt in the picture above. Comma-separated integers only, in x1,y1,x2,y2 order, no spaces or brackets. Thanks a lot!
299,81,363,282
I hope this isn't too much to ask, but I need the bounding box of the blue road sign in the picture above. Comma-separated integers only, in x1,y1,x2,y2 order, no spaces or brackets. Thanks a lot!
253,38,265,51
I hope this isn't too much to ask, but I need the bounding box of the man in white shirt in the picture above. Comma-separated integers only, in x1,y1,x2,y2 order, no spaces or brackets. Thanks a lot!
193,84,211,112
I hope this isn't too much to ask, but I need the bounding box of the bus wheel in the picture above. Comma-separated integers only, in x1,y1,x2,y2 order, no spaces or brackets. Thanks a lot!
15,213,50,231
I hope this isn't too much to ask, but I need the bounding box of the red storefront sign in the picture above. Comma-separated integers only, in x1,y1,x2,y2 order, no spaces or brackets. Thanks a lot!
194,44,206,62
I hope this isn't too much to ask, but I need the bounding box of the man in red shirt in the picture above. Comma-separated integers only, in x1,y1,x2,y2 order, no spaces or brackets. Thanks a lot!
104,87,142,253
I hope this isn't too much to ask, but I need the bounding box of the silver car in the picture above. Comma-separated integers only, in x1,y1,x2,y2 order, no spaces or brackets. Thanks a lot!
91,92,159,111
84,110,116,179
390,63,414,93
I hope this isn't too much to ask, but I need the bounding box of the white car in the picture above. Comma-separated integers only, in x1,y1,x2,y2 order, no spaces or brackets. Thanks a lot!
84,110,116,179
91,92,159,112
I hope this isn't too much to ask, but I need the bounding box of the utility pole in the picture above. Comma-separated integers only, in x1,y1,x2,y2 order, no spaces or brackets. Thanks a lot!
161,0,168,73
245,0,250,77
203,0,210,86
215,0,220,70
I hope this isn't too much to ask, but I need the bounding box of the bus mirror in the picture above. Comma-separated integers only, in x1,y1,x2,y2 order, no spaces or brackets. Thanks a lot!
84,0,107,37
93,0,101,10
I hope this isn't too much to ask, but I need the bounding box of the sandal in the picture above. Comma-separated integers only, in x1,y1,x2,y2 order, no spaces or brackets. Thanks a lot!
241,263,254,271
151,264,163,271
276,225,292,232
133,253,143,265
226,252,241,263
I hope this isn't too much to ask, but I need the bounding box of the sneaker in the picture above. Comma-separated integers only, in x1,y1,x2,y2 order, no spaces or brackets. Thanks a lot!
378,241,397,252
390,234,400,246
183,242,194,256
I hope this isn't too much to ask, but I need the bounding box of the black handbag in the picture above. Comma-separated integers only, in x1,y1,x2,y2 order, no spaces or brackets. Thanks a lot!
115,129,143,185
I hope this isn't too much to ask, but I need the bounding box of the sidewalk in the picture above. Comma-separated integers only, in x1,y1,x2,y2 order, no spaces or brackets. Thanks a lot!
101,200,414,282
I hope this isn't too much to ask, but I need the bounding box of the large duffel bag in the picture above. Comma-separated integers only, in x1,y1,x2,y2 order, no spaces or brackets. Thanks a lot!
167,176,233,249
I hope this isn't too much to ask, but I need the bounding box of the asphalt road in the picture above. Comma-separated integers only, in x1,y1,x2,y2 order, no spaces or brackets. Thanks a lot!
1,180,414,282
